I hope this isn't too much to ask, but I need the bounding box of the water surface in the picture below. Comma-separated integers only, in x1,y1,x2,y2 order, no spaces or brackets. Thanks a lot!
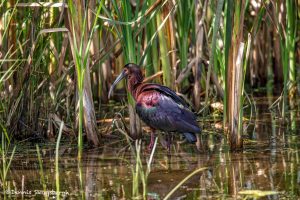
2,97,300,199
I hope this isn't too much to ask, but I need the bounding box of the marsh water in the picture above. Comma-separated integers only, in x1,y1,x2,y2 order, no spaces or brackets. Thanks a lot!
2,96,300,199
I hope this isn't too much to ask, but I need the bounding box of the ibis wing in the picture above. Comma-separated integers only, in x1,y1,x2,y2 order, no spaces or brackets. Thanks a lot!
140,84,189,108
136,93,200,133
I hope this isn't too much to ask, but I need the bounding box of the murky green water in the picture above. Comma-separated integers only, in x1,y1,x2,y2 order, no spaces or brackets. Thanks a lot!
2,97,300,199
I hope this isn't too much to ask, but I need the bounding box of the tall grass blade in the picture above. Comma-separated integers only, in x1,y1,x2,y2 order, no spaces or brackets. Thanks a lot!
36,145,48,200
156,10,172,88
55,121,64,200
223,0,233,126
176,0,194,88
204,0,224,108
67,0,103,153
163,167,208,200
0,126,16,191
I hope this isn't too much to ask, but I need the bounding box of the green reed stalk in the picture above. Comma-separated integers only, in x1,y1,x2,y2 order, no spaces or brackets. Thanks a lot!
131,138,158,199
225,0,246,150
143,137,158,197
156,10,172,88
68,0,103,156
286,0,297,131
278,0,297,117
111,0,148,138
78,157,85,199
68,0,84,158
145,0,159,77
176,0,194,88
286,0,296,91
36,145,48,200
78,75,84,159
116,119,158,199
223,0,233,127
238,34,251,140
55,121,64,200
205,0,224,108
0,0,19,136
132,140,141,197
141,0,176,84
0,129,16,192
115,104,158,199
1,0,19,41
281,41,288,117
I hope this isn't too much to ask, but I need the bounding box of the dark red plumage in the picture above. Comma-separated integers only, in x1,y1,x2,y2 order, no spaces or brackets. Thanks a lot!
108,63,201,149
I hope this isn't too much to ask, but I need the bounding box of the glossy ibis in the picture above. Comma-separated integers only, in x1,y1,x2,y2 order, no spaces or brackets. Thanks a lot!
108,63,201,149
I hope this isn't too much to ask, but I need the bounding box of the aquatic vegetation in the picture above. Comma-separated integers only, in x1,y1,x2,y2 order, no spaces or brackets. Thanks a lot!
131,138,158,199
0,0,299,149
67,0,104,152
0,0,299,199
163,167,208,200
55,122,64,200
112,114,158,198
36,145,48,200
0,130,16,196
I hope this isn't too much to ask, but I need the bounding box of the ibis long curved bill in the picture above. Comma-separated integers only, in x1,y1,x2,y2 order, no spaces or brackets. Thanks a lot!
108,69,127,99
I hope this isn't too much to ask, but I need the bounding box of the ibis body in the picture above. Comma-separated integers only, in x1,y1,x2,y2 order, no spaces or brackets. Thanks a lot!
108,63,201,146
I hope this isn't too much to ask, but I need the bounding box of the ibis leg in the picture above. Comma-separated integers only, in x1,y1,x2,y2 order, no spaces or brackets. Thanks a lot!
166,133,172,153
148,129,156,151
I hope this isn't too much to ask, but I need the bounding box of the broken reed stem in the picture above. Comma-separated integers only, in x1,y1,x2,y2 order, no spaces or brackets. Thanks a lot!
143,71,163,83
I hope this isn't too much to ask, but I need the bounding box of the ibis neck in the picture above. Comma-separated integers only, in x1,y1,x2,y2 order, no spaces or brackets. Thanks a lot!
128,82,142,100
127,71,144,100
